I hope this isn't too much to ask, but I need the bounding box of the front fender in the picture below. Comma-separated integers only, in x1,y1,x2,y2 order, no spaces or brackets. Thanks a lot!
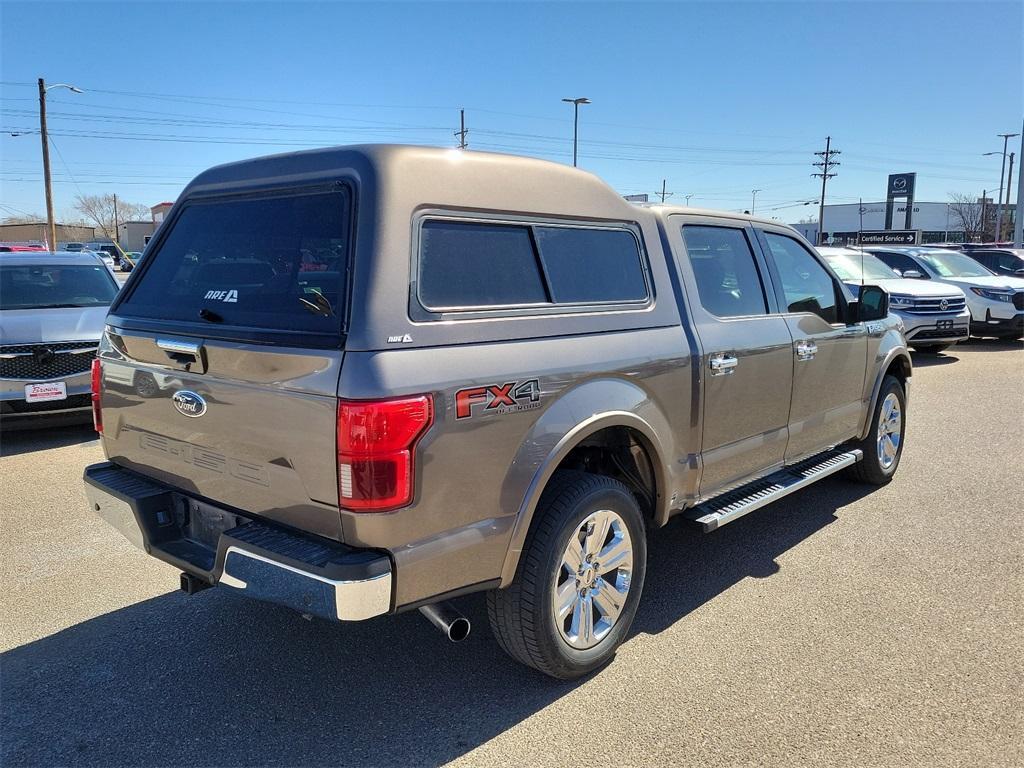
859,330,912,440
497,376,674,587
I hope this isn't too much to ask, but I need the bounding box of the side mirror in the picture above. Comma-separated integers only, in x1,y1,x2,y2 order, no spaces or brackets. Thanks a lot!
902,269,924,279
856,285,889,322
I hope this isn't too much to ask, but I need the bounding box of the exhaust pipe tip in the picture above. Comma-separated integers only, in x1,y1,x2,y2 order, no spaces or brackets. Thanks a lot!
419,601,471,643
446,616,471,643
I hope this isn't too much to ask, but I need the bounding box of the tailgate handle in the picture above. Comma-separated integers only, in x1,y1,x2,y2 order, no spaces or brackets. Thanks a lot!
156,338,206,374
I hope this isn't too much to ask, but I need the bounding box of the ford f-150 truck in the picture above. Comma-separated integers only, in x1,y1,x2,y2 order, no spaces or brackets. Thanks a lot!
85,145,909,679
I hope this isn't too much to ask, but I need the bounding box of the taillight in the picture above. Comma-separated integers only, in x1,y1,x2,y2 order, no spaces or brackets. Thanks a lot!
90,358,103,433
337,395,433,512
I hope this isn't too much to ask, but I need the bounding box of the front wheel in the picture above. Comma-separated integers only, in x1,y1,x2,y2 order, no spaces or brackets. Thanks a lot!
487,471,647,679
848,375,906,485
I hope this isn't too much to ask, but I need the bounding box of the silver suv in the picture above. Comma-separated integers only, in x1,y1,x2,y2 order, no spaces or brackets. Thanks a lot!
1,252,118,427
85,146,910,678
817,246,970,353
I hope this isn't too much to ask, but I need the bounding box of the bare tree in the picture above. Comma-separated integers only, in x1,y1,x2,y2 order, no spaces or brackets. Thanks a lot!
947,193,997,241
73,194,150,241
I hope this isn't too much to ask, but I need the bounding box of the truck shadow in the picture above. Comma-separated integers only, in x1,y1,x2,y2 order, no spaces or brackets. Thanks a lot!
1,479,873,767
0,422,99,457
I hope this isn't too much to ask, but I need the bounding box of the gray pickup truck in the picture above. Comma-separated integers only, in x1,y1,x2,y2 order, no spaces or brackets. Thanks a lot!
85,145,909,679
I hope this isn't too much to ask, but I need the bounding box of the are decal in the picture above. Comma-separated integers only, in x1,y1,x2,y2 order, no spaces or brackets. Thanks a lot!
204,289,238,303
455,379,541,419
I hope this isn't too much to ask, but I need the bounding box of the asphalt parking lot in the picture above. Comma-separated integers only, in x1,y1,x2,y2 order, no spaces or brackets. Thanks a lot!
1,340,1021,768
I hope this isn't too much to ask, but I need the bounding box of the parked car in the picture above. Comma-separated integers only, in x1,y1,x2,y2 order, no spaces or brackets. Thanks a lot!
866,246,1024,339
0,244,46,252
817,246,970,353
61,242,87,252
119,251,143,272
0,252,119,427
963,247,1024,278
77,248,115,273
85,145,909,679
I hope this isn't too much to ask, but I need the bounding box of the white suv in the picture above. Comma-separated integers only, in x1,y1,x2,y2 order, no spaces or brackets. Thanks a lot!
818,247,970,353
866,247,1024,340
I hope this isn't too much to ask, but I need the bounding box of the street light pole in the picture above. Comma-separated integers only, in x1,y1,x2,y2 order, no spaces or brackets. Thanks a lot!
37,78,83,250
561,97,590,167
994,132,1020,242
751,189,762,213
685,194,694,206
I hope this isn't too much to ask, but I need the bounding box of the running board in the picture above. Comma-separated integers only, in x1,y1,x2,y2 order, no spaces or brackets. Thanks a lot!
684,449,863,532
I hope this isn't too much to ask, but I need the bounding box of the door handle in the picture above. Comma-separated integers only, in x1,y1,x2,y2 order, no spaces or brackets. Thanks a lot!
156,337,206,373
709,354,738,376
795,340,817,361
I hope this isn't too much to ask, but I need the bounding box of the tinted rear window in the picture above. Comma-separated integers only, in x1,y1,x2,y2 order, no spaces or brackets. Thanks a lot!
418,219,648,311
118,190,350,335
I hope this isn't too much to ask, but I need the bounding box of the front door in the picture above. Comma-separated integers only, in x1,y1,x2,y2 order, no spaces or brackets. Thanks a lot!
758,230,868,461
672,218,794,497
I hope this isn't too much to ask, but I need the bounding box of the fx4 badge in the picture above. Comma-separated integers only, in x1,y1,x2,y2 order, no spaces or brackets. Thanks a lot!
455,379,541,419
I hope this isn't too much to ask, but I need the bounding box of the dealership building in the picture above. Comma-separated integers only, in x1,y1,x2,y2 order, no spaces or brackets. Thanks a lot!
791,199,1016,246
792,201,966,245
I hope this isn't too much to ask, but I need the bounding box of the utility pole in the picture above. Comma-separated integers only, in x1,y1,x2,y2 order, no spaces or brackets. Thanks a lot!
1003,151,1015,240
36,78,82,250
38,78,56,251
812,136,840,245
994,132,1020,243
658,179,674,203
561,97,590,167
113,193,120,245
454,108,468,149
751,189,762,213
981,190,988,242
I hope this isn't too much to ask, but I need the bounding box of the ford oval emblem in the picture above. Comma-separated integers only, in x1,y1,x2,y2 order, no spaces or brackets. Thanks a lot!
172,390,207,418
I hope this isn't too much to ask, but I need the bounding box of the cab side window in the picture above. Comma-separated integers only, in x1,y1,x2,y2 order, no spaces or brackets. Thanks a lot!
763,233,839,324
680,225,768,318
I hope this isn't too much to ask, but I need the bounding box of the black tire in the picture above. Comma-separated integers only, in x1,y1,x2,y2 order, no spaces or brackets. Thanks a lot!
911,344,950,354
847,375,906,485
487,470,647,680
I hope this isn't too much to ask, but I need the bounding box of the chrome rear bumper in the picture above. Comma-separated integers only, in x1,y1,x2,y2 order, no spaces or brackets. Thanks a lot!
85,462,393,621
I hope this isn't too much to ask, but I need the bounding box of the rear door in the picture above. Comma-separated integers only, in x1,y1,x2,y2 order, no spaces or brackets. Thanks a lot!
100,187,353,540
757,229,867,461
669,216,793,496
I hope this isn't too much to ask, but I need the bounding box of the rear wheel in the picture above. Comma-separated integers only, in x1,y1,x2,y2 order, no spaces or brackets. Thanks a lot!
487,471,647,679
848,375,906,485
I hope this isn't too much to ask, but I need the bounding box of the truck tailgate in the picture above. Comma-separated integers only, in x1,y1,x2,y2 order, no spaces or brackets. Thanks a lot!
100,332,344,541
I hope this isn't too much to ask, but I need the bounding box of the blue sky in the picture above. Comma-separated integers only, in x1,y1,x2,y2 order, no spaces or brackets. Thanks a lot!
2,1,1022,224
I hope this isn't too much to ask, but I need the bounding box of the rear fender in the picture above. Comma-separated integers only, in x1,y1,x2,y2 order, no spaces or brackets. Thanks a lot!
497,377,673,587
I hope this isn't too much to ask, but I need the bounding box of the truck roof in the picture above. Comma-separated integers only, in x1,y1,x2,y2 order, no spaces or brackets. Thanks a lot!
638,202,788,229
183,144,643,222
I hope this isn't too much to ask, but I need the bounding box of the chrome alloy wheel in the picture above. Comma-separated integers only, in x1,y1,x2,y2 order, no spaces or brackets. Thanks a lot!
552,509,633,650
876,392,902,470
